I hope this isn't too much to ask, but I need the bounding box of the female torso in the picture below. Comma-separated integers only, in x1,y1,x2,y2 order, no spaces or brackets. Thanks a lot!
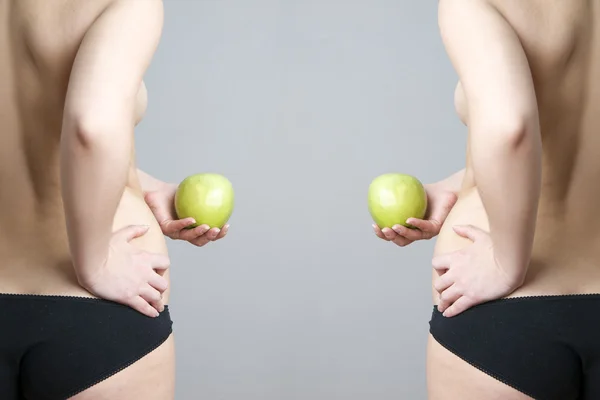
0,0,170,302
435,0,600,300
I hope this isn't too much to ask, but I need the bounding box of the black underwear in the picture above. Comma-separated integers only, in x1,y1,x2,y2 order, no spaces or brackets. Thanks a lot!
429,294,600,400
0,293,172,399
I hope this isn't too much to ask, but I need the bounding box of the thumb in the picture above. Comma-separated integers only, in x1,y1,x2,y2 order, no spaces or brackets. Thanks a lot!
143,191,159,211
429,192,457,223
117,224,151,242
144,191,171,224
452,224,485,241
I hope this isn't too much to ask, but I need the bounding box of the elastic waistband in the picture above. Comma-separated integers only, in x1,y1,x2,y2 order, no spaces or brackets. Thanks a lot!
0,292,170,308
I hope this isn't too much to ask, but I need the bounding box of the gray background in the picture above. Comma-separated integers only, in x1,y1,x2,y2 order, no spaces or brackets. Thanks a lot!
137,1,466,399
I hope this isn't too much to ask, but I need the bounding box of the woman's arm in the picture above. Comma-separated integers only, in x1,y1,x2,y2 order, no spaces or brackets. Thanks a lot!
61,0,164,282
438,0,542,284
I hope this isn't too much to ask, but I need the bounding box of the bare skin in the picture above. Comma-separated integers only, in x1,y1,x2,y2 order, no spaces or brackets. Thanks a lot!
0,0,225,397
375,0,600,398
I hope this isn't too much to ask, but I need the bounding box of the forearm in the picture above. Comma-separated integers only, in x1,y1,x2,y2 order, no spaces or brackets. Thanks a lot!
471,119,542,284
431,168,465,195
137,169,170,194
61,118,133,281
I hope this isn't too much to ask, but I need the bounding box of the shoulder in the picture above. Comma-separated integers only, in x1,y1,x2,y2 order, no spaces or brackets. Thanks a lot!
440,0,588,72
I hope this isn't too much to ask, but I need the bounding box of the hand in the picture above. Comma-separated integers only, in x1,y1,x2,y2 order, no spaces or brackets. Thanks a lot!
144,183,229,247
373,183,457,246
78,225,171,318
431,225,522,318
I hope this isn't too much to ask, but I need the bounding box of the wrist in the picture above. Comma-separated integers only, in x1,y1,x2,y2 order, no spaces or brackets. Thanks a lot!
424,181,441,195
493,248,529,289
426,180,452,196
161,181,178,192
137,169,174,194
73,251,109,288
490,224,535,290
148,179,176,195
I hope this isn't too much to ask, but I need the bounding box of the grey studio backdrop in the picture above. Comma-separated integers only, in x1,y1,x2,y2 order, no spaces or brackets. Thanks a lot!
136,1,466,399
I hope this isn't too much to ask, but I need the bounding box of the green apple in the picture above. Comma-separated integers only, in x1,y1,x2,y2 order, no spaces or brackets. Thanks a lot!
368,173,427,229
174,173,235,229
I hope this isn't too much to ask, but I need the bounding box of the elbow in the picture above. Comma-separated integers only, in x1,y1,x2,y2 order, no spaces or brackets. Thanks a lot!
70,116,108,149
62,112,123,150
504,116,538,150
475,113,540,151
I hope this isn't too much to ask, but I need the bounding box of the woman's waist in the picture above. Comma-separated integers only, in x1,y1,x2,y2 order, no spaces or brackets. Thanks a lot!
0,184,168,293
113,186,168,254
4,184,165,247
434,186,600,293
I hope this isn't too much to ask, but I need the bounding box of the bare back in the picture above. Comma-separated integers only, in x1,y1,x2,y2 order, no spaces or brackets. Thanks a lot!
427,3,600,399
438,0,600,296
0,0,168,297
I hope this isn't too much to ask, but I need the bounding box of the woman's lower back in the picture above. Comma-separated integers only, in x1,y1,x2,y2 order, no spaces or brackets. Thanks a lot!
0,180,170,300
434,181,600,300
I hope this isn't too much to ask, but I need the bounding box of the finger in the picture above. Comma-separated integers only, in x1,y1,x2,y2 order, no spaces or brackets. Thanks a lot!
438,284,462,313
406,218,437,233
128,295,159,318
162,218,196,236
433,273,453,294
206,227,220,240
373,225,388,240
150,299,165,313
391,235,413,247
148,253,170,272
381,227,398,240
405,218,439,236
215,224,229,239
116,224,150,242
430,192,457,225
432,253,453,272
148,273,169,293
140,285,164,313
144,192,172,224
178,224,210,241
191,235,211,247
392,224,425,241
140,285,162,304
452,224,486,242
443,295,476,318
